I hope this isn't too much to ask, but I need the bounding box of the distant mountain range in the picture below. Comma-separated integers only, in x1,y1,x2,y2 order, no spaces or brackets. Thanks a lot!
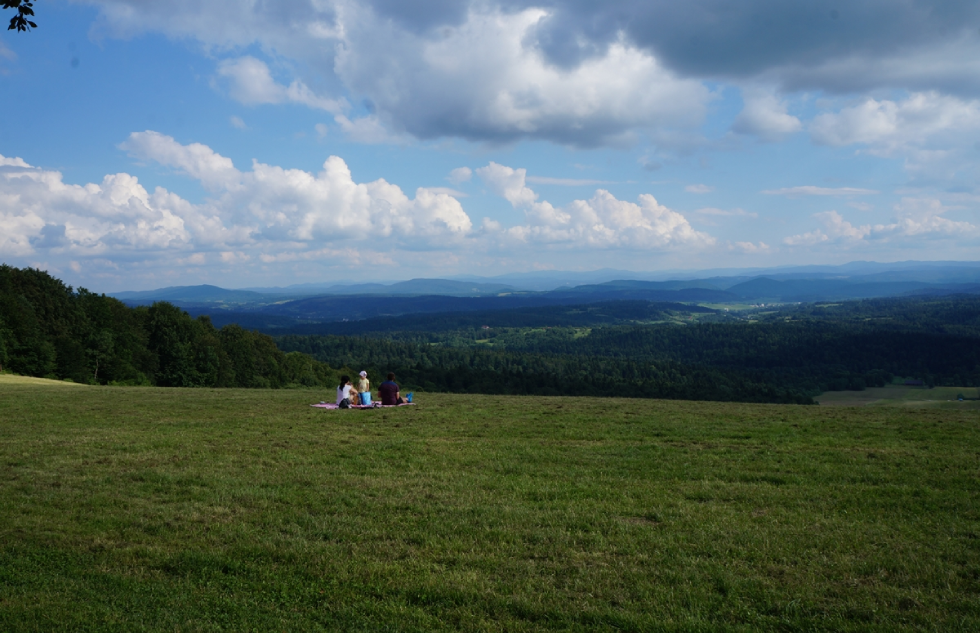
110,260,980,327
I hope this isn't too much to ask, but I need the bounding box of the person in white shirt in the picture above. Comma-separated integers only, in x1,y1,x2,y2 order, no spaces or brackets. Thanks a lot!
337,375,354,407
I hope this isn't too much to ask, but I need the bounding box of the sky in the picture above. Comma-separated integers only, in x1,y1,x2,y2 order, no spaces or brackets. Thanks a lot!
2,1,980,291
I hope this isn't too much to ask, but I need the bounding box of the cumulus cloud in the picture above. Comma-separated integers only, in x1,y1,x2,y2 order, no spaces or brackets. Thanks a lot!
477,161,714,249
476,162,540,207
84,2,709,146
732,87,802,141
783,201,978,246
0,153,199,258
808,92,980,184
810,92,980,156
1,134,474,267
120,131,240,192
336,7,710,146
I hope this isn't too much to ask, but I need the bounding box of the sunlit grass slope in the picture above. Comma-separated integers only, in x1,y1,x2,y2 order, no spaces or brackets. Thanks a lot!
1,381,978,631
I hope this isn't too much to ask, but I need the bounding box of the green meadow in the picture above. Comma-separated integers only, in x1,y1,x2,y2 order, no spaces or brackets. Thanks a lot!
1,376,979,631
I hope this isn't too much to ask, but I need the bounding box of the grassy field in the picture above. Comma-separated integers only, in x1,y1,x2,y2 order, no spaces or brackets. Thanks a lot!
1,376,979,631
817,385,980,409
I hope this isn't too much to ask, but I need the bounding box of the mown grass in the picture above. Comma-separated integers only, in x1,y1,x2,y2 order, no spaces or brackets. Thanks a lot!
1,376,979,631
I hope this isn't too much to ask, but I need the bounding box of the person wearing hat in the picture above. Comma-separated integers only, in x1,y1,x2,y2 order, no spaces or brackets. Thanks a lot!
356,371,371,403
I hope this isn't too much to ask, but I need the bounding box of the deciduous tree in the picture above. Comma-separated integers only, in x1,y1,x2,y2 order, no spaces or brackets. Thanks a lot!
3,0,37,32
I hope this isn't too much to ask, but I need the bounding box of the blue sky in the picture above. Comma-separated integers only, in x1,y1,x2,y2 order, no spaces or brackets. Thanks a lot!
2,0,980,291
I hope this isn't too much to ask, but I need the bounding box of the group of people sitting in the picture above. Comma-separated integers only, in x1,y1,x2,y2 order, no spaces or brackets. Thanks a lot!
337,371,409,408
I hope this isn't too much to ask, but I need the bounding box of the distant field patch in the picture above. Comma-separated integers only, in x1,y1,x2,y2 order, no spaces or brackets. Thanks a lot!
1,385,978,630
818,384,980,409
0,373,88,387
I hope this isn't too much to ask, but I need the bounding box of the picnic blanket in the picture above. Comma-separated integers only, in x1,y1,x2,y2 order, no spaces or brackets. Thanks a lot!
311,402,415,410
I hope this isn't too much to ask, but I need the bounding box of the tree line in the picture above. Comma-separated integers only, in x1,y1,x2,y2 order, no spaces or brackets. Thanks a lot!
0,265,342,388
276,334,816,404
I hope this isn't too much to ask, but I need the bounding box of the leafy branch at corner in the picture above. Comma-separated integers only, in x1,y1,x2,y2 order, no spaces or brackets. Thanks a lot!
3,0,37,32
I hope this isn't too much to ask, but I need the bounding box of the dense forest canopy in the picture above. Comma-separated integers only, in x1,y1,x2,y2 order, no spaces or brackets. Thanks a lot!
0,265,344,388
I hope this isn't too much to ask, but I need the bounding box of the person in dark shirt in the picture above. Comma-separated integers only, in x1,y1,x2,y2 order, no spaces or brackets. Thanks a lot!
378,372,405,405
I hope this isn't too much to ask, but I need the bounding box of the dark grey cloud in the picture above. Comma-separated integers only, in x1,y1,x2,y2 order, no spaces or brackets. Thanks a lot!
365,0,468,32
30,224,68,249
369,0,980,94
541,1,978,74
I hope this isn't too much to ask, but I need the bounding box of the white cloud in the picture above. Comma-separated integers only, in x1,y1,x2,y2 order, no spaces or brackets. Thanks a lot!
0,155,31,168
884,198,978,238
0,153,198,258
685,184,714,194
0,134,474,268
216,56,346,114
477,161,714,249
335,7,710,145
783,202,978,247
732,241,770,253
810,92,980,156
229,115,247,129
476,162,539,207
762,186,879,197
732,87,802,142
448,167,472,184
315,123,329,139
120,131,240,192
129,132,472,241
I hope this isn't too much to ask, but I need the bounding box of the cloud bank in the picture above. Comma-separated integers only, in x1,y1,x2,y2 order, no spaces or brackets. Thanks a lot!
2,136,718,285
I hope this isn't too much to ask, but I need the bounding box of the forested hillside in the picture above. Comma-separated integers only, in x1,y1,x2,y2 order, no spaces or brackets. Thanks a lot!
276,295,980,401
5,265,978,404
0,266,337,388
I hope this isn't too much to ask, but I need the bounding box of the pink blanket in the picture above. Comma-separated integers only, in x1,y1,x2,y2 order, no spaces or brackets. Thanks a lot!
311,402,415,410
